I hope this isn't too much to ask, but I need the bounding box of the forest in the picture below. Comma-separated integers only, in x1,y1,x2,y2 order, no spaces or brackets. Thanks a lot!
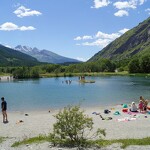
0,53,150,79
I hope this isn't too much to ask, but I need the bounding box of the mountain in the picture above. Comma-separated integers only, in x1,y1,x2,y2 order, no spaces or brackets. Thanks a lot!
0,44,40,66
89,17,150,62
14,45,81,64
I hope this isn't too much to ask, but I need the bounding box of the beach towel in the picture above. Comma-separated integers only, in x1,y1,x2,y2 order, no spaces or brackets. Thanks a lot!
116,117,136,122
126,111,139,115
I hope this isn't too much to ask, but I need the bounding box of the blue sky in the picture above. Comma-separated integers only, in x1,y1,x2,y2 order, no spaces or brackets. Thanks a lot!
0,0,150,61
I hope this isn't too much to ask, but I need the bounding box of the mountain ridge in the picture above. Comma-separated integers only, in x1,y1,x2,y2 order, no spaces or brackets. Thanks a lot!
15,45,81,64
0,44,40,66
88,17,150,62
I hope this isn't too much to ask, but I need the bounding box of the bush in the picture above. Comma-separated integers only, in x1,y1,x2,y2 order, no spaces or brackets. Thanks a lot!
140,54,150,73
50,106,106,148
128,58,141,73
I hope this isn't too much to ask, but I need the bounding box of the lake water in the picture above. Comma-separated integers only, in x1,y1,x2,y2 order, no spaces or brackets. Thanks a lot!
0,76,150,111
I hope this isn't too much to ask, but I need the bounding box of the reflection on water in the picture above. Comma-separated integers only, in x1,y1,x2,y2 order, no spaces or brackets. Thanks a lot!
0,76,149,111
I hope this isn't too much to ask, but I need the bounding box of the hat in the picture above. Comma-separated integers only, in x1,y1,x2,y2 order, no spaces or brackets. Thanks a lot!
132,102,135,104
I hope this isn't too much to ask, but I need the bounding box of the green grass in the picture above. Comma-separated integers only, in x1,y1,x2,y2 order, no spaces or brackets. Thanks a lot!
1,72,149,78
96,137,150,149
0,73,11,76
0,137,6,144
11,135,51,147
11,135,150,148
0,137,5,143
40,72,150,78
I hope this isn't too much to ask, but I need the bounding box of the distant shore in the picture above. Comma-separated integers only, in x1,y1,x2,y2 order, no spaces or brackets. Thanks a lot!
1,72,150,79
40,72,150,78
1,104,150,149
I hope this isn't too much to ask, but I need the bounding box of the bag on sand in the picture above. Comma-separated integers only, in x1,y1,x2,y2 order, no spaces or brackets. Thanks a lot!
104,109,110,114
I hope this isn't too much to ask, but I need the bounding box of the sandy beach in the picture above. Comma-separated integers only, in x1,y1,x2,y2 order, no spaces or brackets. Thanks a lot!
1,105,150,150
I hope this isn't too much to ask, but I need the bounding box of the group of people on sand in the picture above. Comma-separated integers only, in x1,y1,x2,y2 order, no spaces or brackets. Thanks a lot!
130,96,149,113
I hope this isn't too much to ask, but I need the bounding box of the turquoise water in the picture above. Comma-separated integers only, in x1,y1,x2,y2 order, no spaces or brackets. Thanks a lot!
0,76,150,111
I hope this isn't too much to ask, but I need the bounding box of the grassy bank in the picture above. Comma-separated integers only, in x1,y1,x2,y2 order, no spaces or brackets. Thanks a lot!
0,73,11,76
11,136,150,148
0,137,5,144
11,135,50,147
40,72,150,78
96,137,150,148
1,72,149,78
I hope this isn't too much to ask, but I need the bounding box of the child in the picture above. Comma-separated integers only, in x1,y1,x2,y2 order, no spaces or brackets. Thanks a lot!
139,100,143,113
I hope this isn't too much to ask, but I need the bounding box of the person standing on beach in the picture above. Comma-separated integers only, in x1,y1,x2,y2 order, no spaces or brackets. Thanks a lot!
1,97,8,123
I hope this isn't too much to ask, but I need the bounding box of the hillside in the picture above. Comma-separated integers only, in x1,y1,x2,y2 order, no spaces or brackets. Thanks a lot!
0,44,40,66
89,17,150,62
15,45,81,64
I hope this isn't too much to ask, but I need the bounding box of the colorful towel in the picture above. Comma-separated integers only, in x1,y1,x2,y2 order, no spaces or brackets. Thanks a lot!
116,117,137,122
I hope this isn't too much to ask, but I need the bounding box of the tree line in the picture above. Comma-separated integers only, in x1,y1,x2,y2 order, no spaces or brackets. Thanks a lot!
0,55,150,78
128,54,150,73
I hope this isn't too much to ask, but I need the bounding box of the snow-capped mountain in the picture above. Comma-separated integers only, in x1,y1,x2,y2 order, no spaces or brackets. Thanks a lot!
15,45,34,53
14,45,81,64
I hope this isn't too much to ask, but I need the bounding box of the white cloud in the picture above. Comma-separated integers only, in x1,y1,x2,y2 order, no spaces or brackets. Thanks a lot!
76,57,87,62
82,36,93,40
74,36,82,40
74,35,93,40
119,28,129,34
113,0,147,17
20,26,35,31
14,6,42,18
91,0,111,9
74,28,130,48
145,8,150,15
145,8,150,11
113,1,137,9
0,22,18,31
0,22,36,31
95,31,120,40
139,0,146,5
114,10,129,17
82,39,111,48
113,0,147,10
76,43,81,46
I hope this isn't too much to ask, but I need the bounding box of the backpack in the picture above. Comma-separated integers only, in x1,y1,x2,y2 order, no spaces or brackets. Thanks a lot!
104,109,110,114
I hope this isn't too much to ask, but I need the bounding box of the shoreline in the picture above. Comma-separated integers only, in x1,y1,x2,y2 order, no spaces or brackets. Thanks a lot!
1,104,150,149
7,101,133,113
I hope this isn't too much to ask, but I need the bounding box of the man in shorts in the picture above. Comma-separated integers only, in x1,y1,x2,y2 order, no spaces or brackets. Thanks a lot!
1,97,8,123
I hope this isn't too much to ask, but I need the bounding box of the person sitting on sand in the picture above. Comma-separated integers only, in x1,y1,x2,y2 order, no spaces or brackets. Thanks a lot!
130,102,138,112
139,100,144,113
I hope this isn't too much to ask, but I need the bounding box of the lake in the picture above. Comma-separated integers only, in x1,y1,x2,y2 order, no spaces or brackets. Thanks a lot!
0,76,150,111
